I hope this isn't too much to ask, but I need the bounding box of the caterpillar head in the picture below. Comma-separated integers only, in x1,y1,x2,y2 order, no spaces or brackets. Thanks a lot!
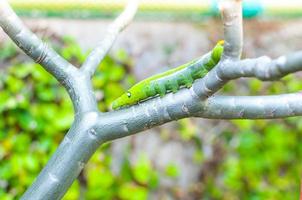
112,90,137,110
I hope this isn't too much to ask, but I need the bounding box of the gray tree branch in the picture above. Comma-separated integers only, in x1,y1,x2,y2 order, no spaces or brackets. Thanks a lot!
0,1,100,115
18,1,138,199
219,51,302,80
81,0,139,78
94,51,302,141
21,111,101,200
189,0,244,100
219,0,243,60
94,92,302,142
201,93,302,119
0,0,78,86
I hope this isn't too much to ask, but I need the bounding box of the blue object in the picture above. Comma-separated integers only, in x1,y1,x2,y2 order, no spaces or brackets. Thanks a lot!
211,0,263,19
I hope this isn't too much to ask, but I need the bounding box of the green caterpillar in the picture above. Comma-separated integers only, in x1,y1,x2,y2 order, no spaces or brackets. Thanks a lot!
112,41,224,110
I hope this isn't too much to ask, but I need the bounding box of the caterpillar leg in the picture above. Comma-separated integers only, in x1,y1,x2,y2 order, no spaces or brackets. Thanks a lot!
171,83,179,93
177,74,187,85
193,68,208,79
183,76,194,88
154,82,166,97
145,85,156,97
185,82,192,88
204,59,216,71
165,79,179,93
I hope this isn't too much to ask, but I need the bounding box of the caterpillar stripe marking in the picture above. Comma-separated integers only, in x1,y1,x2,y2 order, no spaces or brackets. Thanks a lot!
112,41,224,110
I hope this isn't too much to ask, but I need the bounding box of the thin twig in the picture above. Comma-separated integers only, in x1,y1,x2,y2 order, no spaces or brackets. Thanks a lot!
0,0,78,85
219,0,243,60
81,0,139,78
201,93,302,119
220,51,302,80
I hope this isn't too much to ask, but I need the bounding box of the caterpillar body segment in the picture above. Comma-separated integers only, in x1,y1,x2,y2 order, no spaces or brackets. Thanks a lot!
112,41,224,110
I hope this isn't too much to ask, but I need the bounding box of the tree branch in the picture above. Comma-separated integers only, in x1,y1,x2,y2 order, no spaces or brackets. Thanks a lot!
189,0,244,99
21,111,101,200
219,51,302,80
20,48,302,199
200,93,302,119
81,0,139,78
94,48,302,141
18,2,139,199
95,91,302,142
219,0,243,60
0,0,78,85
0,1,99,115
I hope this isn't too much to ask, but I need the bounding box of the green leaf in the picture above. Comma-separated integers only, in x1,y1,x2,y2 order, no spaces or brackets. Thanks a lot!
178,118,196,141
133,154,158,187
164,163,179,178
118,183,148,200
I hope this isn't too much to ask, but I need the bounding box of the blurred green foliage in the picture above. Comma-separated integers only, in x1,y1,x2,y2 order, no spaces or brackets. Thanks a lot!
0,37,301,200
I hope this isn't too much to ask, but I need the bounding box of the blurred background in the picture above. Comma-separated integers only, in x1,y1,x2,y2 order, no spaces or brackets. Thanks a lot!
1,0,302,199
